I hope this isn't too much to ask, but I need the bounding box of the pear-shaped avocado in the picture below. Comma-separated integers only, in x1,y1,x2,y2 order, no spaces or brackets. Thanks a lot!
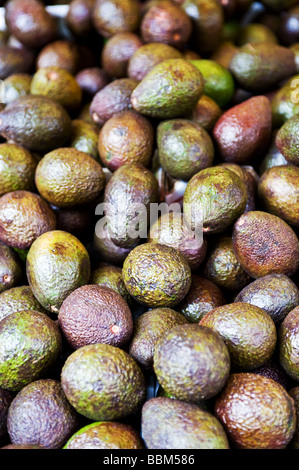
7,379,80,449
142,397,229,449
0,95,72,153
26,230,91,314
215,373,296,449
131,58,204,119
64,421,144,449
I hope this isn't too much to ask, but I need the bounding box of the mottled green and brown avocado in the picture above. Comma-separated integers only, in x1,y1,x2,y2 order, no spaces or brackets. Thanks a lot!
183,166,247,234
91,263,132,306
122,243,191,308
190,94,222,131
2,73,31,105
58,285,133,349
200,302,277,370
142,397,229,449
279,306,299,382
129,307,188,369
0,241,22,293
275,114,299,166
232,211,299,278
26,230,91,314
0,310,62,392
69,119,99,160
153,324,230,402
215,373,296,449
61,343,146,421
7,379,80,449
64,422,144,449
235,274,299,324
0,143,37,196
0,285,47,322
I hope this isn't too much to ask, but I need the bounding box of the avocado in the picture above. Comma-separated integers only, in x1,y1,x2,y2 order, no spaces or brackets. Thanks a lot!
142,397,229,449
289,387,299,448
271,75,299,128
183,167,247,234
66,0,96,38
0,285,47,322
35,148,105,208
218,163,258,213
279,306,299,381
101,32,143,79
131,58,204,119
30,66,82,113
237,23,278,46
103,163,159,248
0,241,22,293
98,110,154,171
213,96,272,164
0,388,13,444
200,302,277,370
259,133,290,175
61,343,146,421
215,373,296,449
58,284,133,349
211,41,238,69
182,0,223,55
36,40,80,75
26,230,91,314
64,421,143,449
141,1,192,50
0,190,56,249
253,359,295,391
129,307,188,369
122,243,191,308
0,95,72,153
203,236,251,292
7,379,80,449
235,274,299,324
5,0,57,49
69,119,99,160
189,94,222,132
153,324,230,401
0,310,62,392
90,78,138,127
76,67,110,98
148,212,208,270
3,73,31,105
91,263,132,306
127,42,182,82
157,119,214,181
229,42,296,92
178,275,226,323
0,46,33,80
92,0,140,37
275,114,299,166
93,225,132,266
232,211,299,278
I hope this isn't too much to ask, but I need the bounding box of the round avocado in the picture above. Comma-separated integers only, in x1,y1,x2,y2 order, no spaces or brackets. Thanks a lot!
0,285,47,322
153,324,231,402
122,243,191,308
0,310,62,392
61,343,146,421
7,379,80,449
64,421,144,449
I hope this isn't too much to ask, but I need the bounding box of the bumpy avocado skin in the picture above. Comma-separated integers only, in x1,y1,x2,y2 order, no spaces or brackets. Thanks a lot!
0,310,62,392
0,285,47,322
129,308,188,369
0,95,72,153
91,263,132,306
272,75,299,128
61,343,146,421
131,58,204,118
69,119,99,160
26,230,91,314
64,421,144,449
200,302,277,370
0,143,37,196
276,114,299,166
123,243,191,308
289,387,299,448
153,324,230,402
7,379,80,449
235,274,299,324
142,397,229,449
279,306,299,381
0,241,22,293
215,373,296,449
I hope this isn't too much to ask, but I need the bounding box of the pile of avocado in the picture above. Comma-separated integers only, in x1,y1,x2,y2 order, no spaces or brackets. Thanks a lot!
0,0,299,451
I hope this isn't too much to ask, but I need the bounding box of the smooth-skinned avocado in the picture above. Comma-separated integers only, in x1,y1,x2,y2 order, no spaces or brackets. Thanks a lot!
122,243,191,308
142,397,229,449
61,343,146,421
64,421,144,449
215,373,296,449
153,324,230,402
26,230,91,314
7,379,80,449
